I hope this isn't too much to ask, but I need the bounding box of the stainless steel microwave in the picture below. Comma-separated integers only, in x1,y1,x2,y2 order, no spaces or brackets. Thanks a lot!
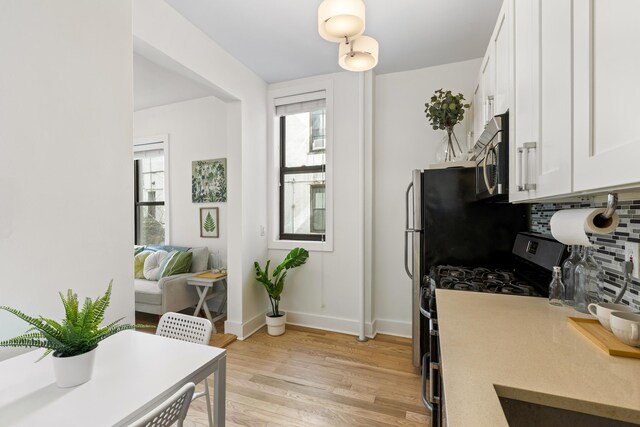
475,112,509,200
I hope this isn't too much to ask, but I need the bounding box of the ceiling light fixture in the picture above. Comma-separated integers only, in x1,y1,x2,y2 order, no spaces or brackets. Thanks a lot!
318,0,365,42
318,0,379,72
338,35,379,72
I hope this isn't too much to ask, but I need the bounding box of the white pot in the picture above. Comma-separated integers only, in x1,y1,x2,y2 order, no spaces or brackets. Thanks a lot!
52,347,97,388
266,312,287,336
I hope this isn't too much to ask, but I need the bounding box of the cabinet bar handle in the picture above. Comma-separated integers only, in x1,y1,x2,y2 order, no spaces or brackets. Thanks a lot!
517,142,537,191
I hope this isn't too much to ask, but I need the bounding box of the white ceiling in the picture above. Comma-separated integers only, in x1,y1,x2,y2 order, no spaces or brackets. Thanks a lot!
164,0,503,83
133,53,219,111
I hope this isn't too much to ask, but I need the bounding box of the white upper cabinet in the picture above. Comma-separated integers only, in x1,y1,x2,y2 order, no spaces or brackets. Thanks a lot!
473,71,484,142
511,0,538,202
481,49,494,124
536,0,573,198
573,0,640,192
473,1,510,152
511,0,573,202
493,6,510,116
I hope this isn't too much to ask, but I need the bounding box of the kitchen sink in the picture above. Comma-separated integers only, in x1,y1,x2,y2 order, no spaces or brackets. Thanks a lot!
494,385,640,427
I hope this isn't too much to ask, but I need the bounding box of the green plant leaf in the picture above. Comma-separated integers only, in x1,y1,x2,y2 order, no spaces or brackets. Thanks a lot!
0,282,139,360
255,248,309,316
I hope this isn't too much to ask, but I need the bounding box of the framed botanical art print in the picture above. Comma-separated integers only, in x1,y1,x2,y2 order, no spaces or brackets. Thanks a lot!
192,158,227,203
199,207,219,238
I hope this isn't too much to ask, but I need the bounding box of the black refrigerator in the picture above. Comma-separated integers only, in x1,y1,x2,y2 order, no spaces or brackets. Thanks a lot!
404,167,530,367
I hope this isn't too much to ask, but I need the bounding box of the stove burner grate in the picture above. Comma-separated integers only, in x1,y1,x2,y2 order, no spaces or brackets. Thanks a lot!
432,265,541,297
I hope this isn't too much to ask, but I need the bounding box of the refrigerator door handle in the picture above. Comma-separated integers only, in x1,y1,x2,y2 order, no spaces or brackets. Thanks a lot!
404,182,414,279
404,230,413,279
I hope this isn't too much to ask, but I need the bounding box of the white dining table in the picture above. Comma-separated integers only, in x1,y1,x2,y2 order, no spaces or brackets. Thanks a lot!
0,330,226,426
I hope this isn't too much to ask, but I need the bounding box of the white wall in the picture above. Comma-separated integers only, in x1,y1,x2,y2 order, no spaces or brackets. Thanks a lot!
373,59,482,335
134,0,268,339
134,97,228,261
268,72,369,335
0,2,133,357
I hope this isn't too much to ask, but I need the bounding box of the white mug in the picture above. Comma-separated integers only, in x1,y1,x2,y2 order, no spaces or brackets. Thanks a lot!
610,312,640,347
587,302,639,331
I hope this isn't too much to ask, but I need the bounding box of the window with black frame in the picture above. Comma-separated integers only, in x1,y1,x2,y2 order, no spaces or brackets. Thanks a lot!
277,96,327,241
134,148,166,245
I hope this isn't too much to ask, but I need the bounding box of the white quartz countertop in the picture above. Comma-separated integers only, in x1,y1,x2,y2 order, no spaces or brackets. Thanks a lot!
436,290,640,426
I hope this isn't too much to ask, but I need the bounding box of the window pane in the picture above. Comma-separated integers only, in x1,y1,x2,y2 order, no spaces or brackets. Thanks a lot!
284,109,326,168
310,110,326,152
283,173,325,235
137,157,165,202
137,205,165,245
311,185,326,233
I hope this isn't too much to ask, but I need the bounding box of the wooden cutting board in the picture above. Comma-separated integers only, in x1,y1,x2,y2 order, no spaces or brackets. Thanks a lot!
568,317,640,359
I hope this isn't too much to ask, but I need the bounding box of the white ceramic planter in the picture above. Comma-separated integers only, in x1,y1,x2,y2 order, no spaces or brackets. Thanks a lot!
266,312,287,336
52,347,97,388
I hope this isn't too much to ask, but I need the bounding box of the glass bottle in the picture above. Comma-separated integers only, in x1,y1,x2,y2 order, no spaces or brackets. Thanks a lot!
549,266,565,306
562,245,581,306
574,246,603,313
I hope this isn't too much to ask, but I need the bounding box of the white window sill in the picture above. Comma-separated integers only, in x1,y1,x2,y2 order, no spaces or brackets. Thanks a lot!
269,239,333,253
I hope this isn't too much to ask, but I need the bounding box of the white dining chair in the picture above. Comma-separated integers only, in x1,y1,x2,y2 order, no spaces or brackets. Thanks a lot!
156,312,214,427
129,382,195,427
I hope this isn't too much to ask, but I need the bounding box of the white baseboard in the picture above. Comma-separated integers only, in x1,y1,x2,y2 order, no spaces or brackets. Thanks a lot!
367,319,377,339
224,311,267,340
374,318,412,338
226,311,410,340
240,311,267,340
223,319,243,338
285,311,376,338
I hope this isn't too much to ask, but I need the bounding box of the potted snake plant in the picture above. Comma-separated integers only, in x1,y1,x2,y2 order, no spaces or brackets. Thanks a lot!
0,282,145,387
254,247,309,336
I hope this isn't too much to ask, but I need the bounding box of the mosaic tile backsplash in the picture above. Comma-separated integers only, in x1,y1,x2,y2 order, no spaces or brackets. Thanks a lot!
531,200,640,311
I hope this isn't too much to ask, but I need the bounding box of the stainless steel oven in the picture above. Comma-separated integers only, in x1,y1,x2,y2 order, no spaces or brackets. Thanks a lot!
475,112,509,200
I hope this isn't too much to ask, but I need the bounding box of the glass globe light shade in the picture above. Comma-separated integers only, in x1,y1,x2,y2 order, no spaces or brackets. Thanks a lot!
338,36,379,72
318,0,365,42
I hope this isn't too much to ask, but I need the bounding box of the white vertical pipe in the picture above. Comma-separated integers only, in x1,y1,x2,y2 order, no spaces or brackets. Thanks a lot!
357,71,367,342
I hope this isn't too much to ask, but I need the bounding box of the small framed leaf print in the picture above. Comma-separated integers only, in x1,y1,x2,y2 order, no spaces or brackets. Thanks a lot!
199,207,219,238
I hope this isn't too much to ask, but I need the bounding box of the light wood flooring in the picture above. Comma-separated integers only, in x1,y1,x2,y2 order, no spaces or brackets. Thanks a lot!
185,325,430,427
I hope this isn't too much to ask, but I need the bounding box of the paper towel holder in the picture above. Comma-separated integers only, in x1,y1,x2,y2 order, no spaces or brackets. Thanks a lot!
594,193,618,227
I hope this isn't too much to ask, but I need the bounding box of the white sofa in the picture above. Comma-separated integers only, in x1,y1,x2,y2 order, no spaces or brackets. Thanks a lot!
134,246,209,315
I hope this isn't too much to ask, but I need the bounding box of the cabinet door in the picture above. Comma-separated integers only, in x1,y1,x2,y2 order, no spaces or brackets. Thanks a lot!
481,49,494,124
494,2,510,115
511,0,572,201
510,0,538,201
536,0,572,198
473,72,484,141
574,0,640,191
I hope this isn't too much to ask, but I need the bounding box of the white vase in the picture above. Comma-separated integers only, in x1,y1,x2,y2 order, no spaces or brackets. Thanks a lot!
266,312,287,336
52,347,97,388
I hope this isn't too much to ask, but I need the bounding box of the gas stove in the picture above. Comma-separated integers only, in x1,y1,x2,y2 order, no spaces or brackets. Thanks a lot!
431,265,542,297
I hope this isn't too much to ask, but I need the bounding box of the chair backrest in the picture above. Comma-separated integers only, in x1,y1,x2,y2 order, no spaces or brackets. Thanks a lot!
129,382,195,427
156,312,212,345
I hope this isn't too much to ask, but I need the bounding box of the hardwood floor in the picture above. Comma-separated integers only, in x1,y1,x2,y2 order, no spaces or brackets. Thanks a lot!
185,325,430,427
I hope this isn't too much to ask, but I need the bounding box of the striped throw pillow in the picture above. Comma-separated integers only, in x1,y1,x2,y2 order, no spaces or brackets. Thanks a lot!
159,250,193,278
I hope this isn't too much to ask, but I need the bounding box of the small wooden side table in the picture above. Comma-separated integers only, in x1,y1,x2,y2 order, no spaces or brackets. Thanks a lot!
187,272,227,333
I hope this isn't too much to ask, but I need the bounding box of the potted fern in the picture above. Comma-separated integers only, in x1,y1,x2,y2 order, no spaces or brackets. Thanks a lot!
0,282,143,388
254,247,309,336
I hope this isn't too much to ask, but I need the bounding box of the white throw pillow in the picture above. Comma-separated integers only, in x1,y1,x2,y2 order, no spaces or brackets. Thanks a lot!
143,250,168,281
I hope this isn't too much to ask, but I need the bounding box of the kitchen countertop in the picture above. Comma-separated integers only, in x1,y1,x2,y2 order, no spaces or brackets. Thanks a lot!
436,289,640,426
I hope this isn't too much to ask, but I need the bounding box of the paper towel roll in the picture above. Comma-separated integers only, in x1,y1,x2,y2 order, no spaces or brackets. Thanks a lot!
550,208,620,246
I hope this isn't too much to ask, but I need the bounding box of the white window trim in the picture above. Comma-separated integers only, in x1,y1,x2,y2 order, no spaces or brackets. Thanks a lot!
133,134,171,245
267,80,334,252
